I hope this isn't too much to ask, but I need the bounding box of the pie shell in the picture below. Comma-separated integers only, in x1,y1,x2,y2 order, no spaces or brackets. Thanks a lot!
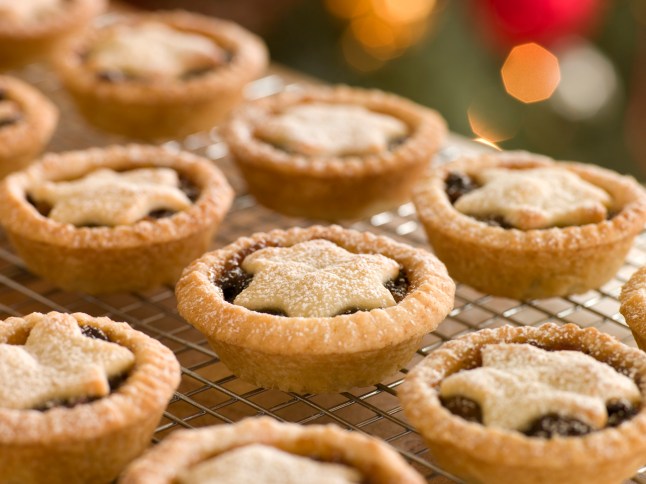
119,416,425,483
413,151,646,299
398,323,646,484
0,0,105,70
0,311,180,484
0,76,58,179
175,225,455,393
620,267,646,351
0,144,234,294
223,85,447,220
52,10,268,140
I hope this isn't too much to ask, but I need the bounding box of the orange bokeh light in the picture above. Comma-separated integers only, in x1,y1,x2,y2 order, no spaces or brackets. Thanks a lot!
501,43,560,103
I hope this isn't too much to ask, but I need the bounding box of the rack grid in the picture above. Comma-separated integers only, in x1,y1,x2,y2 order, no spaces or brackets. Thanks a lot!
2,63,645,483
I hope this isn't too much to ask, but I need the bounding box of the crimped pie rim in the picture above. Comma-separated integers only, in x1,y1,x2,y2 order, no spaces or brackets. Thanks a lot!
119,416,425,484
52,10,268,104
398,323,646,469
175,225,455,355
223,85,447,178
413,150,646,252
0,311,180,445
0,144,234,249
620,267,646,344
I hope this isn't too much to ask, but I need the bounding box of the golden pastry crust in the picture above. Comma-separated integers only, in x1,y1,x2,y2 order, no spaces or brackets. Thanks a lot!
0,76,57,179
52,10,268,140
0,144,234,294
119,417,425,484
0,0,105,70
398,323,646,484
224,85,447,220
176,225,455,393
413,151,646,299
619,267,646,351
0,311,181,484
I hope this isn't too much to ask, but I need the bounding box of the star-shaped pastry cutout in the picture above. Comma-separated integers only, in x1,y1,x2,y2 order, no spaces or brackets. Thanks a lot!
454,167,612,230
440,344,640,431
29,167,192,227
0,313,134,409
256,103,408,156
233,239,401,318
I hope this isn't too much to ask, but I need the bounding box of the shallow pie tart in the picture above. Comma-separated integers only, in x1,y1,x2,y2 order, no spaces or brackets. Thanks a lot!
0,144,233,294
224,85,447,220
413,151,646,299
398,323,646,484
0,311,180,484
619,267,646,351
120,417,425,483
175,225,455,393
0,76,58,179
52,10,268,140
0,0,105,70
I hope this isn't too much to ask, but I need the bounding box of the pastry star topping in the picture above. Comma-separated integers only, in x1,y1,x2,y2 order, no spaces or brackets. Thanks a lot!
0,313,134,410
29,167,192,227
178,444,363,484
233,239,401,318
87,22,226,80
440,343,641,431
0,0,60,22
453,167,612,230
256,103,408,156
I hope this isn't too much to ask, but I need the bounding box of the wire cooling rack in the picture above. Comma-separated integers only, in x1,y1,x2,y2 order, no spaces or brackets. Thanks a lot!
2,63,645,483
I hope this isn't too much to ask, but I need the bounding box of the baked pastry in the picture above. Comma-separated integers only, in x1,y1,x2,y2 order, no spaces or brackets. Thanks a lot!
413,151,646,299
619,266,646,351
224,85,447,220
398,323,646,484
52,10,268,140
175,225,455,393
0,311,180,484
0,144,233,294
119,417,425,484
0,0,105,70
0,76,58,179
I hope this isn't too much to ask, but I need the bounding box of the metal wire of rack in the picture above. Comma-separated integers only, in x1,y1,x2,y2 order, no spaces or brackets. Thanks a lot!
1,63,645,483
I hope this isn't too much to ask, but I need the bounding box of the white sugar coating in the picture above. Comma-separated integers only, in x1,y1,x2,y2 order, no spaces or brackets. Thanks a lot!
440,343,641,431
454,167,612,230
255,103,408,157
29,167,192,227
87,22,226,79
177,444,362,484
0,0,60,21
0,314,134,409
234,239,400,318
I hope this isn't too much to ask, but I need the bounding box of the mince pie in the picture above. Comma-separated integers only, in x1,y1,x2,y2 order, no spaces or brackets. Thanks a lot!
0,76,57,179
620,267,646,351
0,311,180,484
0,0,105,70
414,151,646,299
0,144,233,293
52,10,268,140
175,225,454,393
399,323,646,484
224,85,447,220
120,417,425,484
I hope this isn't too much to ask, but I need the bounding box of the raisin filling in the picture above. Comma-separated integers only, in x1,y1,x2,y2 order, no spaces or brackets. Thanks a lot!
34,325,129,412
440,395,639,438
26,173,199,223
215,244,410,317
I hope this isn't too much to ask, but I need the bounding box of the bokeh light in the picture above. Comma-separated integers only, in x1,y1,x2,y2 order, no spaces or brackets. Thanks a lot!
501,43,561,103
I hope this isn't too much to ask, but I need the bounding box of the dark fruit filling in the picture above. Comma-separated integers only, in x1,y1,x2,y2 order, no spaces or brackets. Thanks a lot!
34,326,128,411
440,395,639,438
215,244,410,316
445,172,479,204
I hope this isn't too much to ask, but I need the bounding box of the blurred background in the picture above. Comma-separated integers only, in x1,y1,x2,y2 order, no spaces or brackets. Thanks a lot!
131,0,646,178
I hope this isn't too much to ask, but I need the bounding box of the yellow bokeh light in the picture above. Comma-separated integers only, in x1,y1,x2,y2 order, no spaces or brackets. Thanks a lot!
467,105,517,143
325,0,371,19
473,138,502,151
351,15,396,49
373,0,436,24
501,43,560,104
